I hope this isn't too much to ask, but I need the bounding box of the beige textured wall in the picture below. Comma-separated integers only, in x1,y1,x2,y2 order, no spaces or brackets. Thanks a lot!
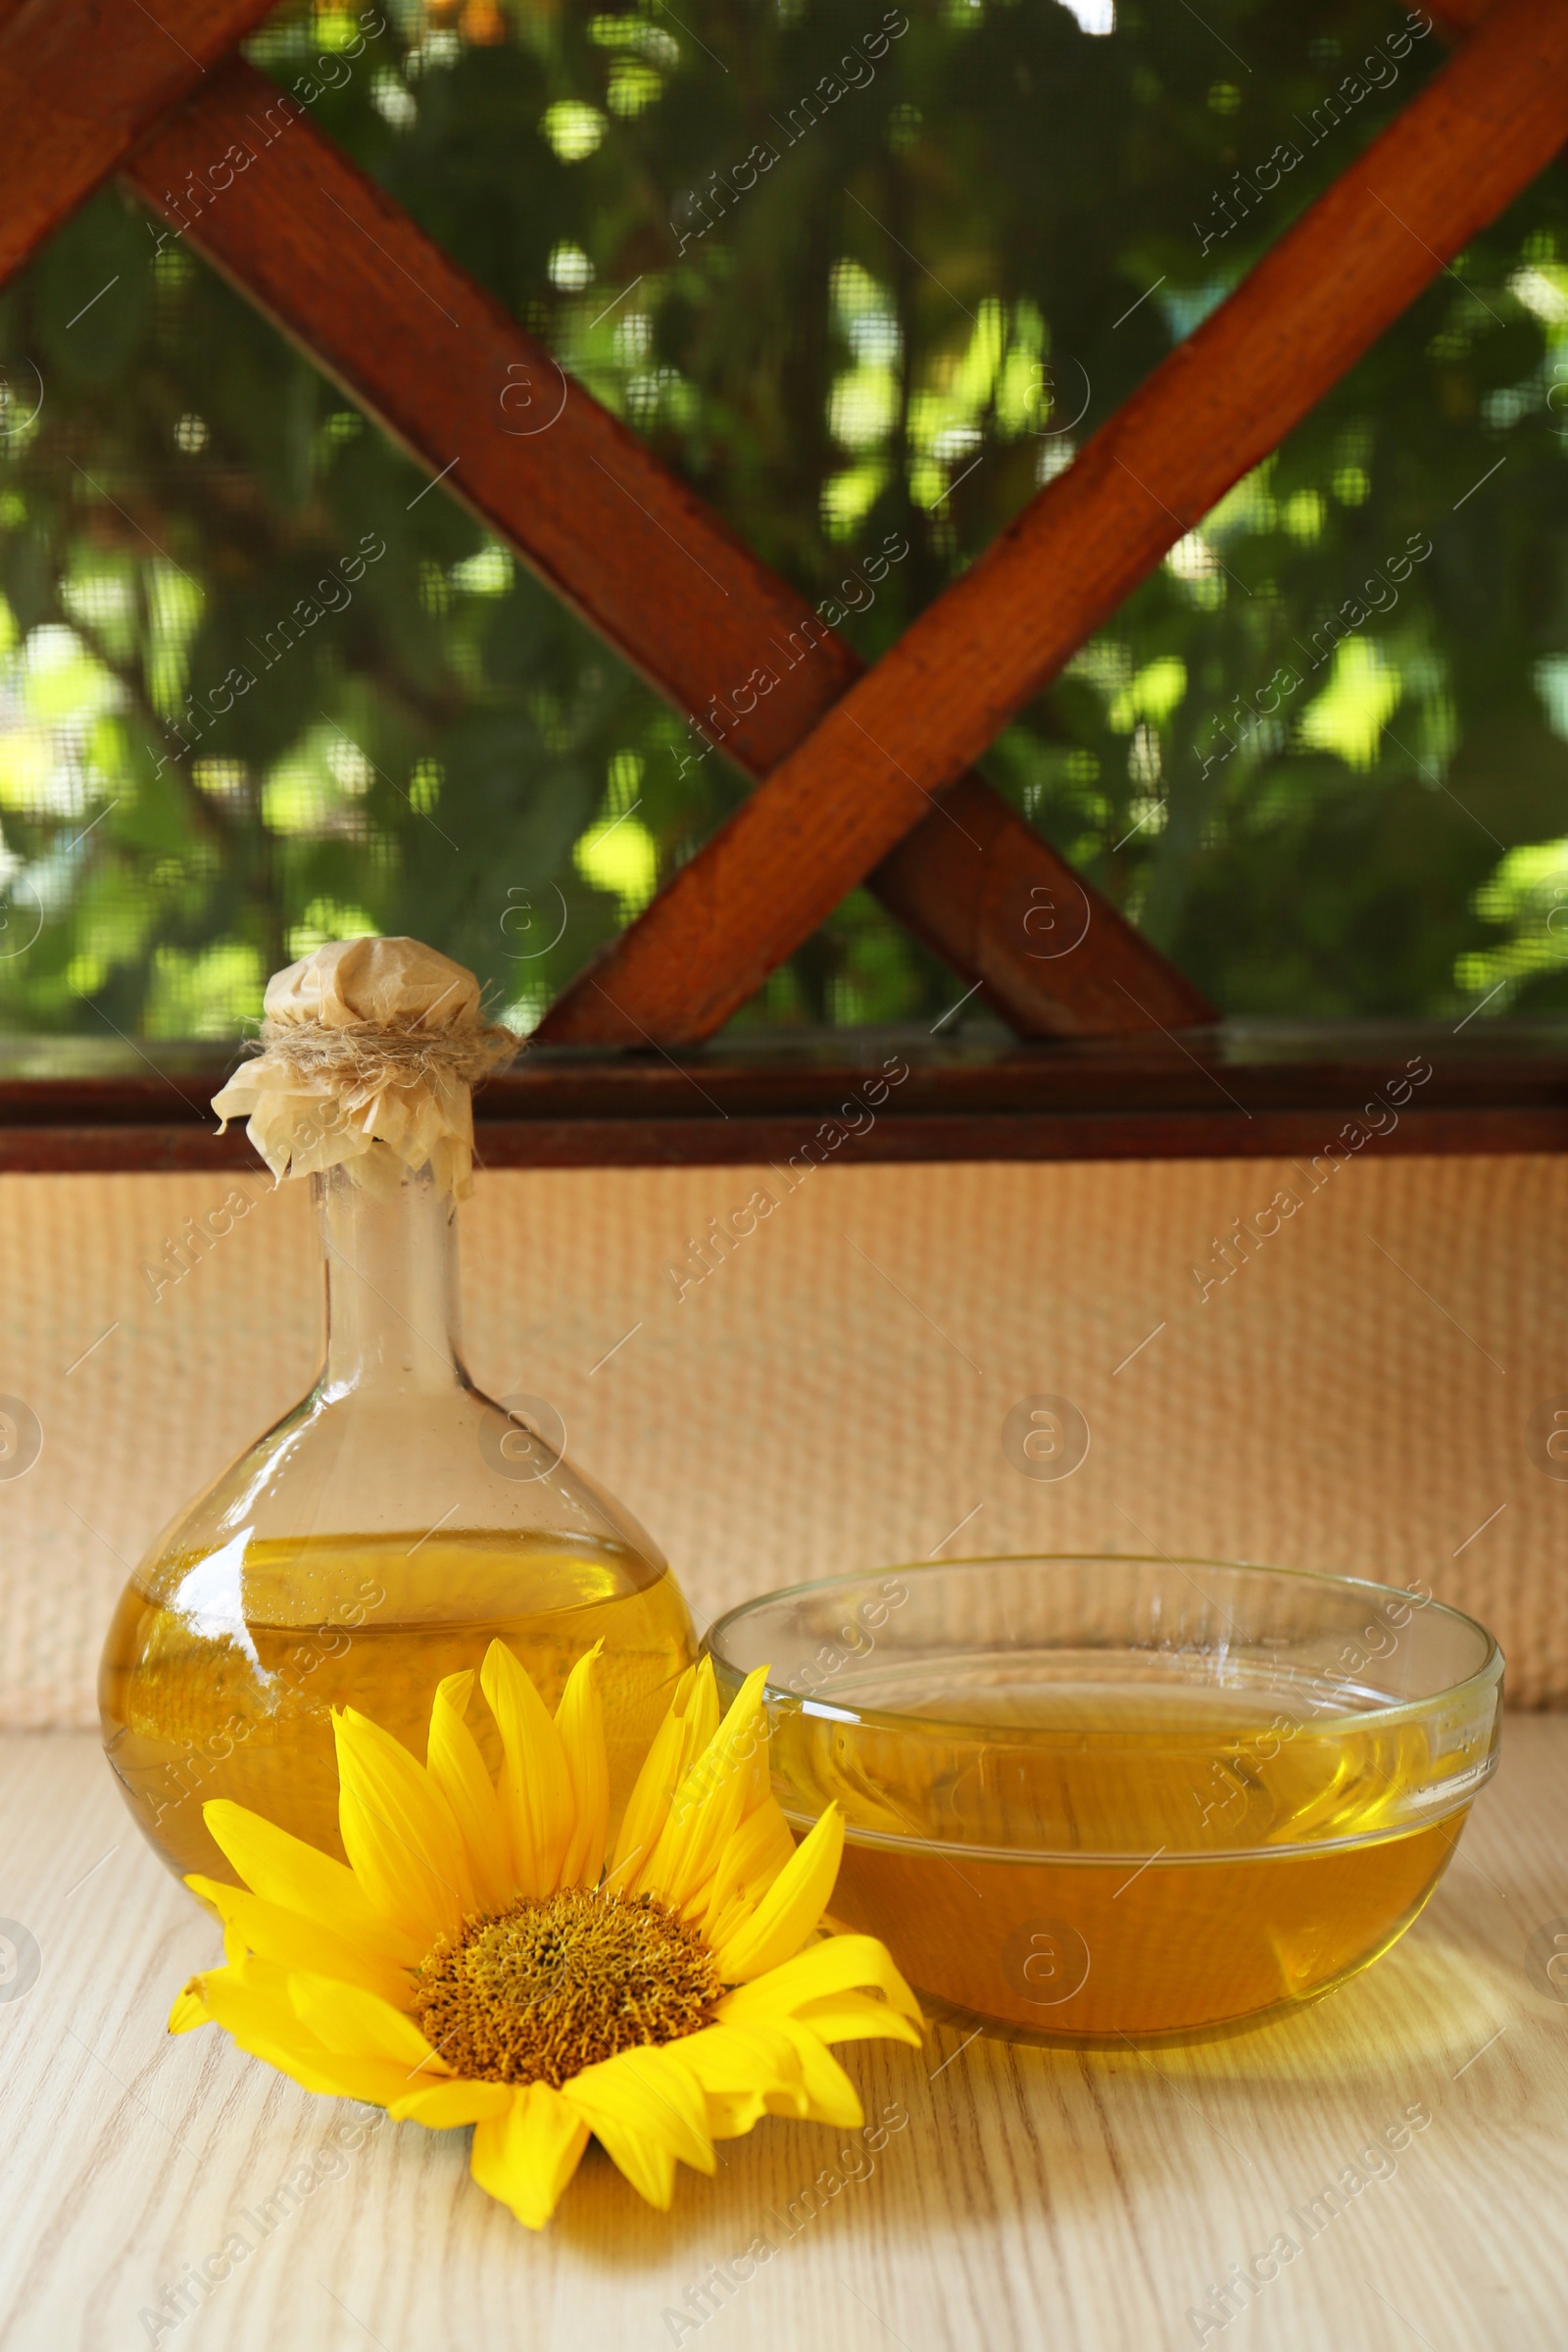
1,1151,1562,1724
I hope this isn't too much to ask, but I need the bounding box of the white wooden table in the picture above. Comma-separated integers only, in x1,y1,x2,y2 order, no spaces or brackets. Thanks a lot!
2,1723,1565,2352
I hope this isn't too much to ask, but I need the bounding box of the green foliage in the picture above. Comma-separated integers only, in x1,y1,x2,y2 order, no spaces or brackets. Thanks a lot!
0,0,1564,1037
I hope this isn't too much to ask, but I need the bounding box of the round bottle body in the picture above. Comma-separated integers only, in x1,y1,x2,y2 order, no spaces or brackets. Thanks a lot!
98,1161,697,1884
101,1527,695,1879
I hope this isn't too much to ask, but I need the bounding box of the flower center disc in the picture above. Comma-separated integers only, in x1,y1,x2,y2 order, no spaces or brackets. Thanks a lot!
414,1888,725,2087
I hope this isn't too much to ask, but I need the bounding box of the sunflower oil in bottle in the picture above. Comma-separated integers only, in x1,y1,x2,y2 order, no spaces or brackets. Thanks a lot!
102,1531,694,1879
99,945,697,1888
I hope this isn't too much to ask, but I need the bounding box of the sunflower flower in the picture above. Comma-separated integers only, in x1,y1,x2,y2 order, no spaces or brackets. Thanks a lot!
170,1641,923,2227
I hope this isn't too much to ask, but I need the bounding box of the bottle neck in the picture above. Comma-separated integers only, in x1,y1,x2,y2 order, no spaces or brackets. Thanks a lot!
317,1162,466,1398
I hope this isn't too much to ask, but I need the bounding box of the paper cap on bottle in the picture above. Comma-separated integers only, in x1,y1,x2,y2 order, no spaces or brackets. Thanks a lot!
212,936,516,1199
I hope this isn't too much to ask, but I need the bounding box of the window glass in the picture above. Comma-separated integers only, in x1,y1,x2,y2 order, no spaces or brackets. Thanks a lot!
0,0,1561,1039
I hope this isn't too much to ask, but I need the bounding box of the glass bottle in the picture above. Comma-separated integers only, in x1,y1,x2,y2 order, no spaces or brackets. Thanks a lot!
100,1157,695,1884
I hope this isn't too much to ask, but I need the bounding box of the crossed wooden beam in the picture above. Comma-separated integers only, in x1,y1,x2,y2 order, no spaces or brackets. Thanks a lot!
2,0,1564,1047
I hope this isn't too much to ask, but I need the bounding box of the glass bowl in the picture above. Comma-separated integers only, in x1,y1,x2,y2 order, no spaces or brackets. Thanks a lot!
704,1555,1502,2039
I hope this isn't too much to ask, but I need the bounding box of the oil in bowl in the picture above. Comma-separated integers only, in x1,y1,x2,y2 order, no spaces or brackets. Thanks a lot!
704,1556,1502,2038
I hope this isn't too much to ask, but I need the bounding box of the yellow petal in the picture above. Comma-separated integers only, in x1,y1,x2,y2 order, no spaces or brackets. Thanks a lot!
713,1806,844,1981
287,1970,446,2073
169,1980,210,2034
480,1640,572,1898
674,1655,721,1769
579,2110,675,2209
774,2020,865,2128
611,1659,729,1892
718,1933,923,2032
701,1798,798,1954
202,1797,421,1969
608,1669,695,1891
195,1958,418,2106
565,2043,715,2190
674,2021,810,2134
390,2079,514,2129
640,1665,772,1917
184,1875,414,2011
471,2083,591,2229
333,1709,470,1948
190,1954,305,2049
425,1671,513,1912
555,1642,609,1890
790,1988,925,2053
703,2089,781,2139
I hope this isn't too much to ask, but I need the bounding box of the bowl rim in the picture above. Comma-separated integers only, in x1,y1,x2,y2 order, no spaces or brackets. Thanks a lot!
703,1549,1505,1743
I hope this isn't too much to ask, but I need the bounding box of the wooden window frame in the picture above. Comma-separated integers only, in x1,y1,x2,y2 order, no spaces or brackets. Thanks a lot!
0,1025,1563,1171
0,0,1564,1166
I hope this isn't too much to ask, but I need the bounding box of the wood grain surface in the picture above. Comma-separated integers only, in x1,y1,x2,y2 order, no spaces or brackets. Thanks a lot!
118,60,1200,1044
540,0,1568,1046
1,1722,1564,2351
0,0,278,283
